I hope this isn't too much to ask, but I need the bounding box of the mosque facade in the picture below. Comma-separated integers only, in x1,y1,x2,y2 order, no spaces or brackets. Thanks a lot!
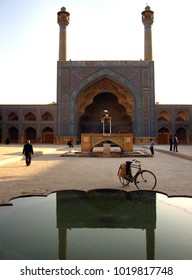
0,6,192,145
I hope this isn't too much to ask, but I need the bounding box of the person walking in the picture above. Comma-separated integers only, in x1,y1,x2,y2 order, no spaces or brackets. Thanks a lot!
23,139,34,166
169,135,173,151
173,134,178,152
149,138,155,155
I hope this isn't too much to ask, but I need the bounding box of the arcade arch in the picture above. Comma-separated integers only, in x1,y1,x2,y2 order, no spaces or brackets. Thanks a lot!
8,126,19,143
25,127,36,142
176,127,188,144
42,127,54,143
8,112,19,121
24,112,36,121
158,127,170,144
158,111,171,121
42,112,54,121
175,111,189,121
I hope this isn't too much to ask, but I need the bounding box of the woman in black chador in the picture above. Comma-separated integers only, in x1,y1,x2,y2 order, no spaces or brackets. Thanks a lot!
169,135,173,151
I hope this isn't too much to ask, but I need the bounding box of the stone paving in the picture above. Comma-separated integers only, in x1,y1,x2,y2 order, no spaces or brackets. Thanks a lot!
0,143,192,205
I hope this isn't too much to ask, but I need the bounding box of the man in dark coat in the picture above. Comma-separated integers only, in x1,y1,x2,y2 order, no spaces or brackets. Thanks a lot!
23,139,34,166
173,134,179,152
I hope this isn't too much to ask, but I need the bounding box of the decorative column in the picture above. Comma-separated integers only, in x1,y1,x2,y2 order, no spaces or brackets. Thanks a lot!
57,7,70,61
142,6,154,61
100,110,112,134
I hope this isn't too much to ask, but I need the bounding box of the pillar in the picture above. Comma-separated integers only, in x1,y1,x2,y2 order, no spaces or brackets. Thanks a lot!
57,7,70,61
58,228,67,260
146,229,155,260
142,6,154,60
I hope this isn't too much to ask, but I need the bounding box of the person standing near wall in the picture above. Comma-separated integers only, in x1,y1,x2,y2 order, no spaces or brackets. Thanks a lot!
149,138,155,155
23,139,34,166
169,135,173,151
173,134,179,152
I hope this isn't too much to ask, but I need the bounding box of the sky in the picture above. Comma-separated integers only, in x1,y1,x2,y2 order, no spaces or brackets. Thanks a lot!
0,0,191,105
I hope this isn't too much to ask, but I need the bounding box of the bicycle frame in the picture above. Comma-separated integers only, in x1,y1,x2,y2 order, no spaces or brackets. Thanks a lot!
128,161,142,184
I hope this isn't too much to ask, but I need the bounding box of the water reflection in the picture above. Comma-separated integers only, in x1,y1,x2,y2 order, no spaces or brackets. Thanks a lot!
57,190,156,260
0,190,191,260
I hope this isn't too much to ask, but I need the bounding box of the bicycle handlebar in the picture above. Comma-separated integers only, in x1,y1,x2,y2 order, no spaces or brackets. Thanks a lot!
131,159,141,169
125,159,141,167
132,159,140,164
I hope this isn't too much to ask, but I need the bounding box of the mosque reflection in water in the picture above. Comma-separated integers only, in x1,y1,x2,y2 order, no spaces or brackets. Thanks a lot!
56,190,156,260
1,189,191,260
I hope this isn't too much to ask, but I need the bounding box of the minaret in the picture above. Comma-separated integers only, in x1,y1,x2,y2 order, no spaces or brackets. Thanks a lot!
142,5,154,60
57,7,70,61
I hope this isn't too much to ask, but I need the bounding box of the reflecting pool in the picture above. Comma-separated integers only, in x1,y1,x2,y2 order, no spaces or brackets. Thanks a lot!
0,190,192,260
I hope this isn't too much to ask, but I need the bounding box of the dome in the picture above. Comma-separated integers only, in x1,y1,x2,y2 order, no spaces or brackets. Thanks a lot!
61,7,66,12
145,5,151,10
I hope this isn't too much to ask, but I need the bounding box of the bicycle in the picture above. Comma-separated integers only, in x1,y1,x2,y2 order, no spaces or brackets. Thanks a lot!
118,159,157,190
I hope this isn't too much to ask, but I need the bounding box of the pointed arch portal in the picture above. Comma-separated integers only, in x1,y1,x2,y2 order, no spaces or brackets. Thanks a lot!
77,78,135,135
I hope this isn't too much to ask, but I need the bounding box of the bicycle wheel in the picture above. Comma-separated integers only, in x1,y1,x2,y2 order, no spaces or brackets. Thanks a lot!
119,176,130,187
135,170,157,190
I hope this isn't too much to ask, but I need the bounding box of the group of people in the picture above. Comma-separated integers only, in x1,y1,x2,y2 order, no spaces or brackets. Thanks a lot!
22,135,179,166
149,133,179,156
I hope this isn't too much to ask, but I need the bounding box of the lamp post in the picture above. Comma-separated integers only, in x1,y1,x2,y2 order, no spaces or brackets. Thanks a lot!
101,110,111,135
